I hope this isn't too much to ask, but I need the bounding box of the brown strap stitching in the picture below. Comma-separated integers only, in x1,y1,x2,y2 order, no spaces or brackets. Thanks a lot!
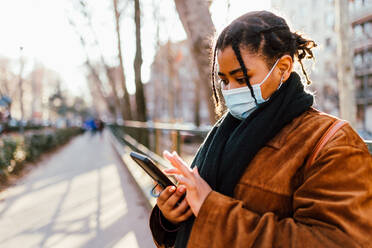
306,119,347,170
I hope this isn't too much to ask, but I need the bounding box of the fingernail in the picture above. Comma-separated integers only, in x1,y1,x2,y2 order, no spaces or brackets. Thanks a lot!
178,186,185,193
169,186,176,192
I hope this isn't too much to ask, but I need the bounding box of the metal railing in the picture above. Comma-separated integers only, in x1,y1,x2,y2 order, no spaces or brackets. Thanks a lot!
110,121,372,158
111,121,211,157
366,141,372,154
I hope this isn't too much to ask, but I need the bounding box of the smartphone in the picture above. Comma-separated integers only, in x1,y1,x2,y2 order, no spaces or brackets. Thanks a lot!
130,151,176,189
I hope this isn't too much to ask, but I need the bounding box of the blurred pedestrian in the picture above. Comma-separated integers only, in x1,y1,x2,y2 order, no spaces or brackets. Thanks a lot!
83,118,97,136
95,119,105,138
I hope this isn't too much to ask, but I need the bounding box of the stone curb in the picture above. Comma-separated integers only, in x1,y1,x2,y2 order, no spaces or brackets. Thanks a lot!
108,131,157,209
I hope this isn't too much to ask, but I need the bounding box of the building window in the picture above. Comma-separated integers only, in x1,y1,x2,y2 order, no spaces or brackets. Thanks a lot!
326,37,332,47
354,54,363,70
355,0,363,9
354,24,364,41
365,22,372,39
365,51,372,67
312,20,318,33
325,13,334,29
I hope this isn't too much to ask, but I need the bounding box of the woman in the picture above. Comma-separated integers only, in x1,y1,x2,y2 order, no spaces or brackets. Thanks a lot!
149,11,372,248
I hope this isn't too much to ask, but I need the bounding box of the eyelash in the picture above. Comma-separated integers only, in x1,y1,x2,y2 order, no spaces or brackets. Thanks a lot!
237,78,247,84
219,77,250,86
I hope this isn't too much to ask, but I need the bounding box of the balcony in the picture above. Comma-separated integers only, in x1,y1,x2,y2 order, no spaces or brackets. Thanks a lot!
353,38,372,54
355,64,372,77
351,4,372,26
356,88,372,105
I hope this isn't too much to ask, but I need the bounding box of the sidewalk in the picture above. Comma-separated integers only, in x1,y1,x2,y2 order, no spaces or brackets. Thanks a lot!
0,131,155,248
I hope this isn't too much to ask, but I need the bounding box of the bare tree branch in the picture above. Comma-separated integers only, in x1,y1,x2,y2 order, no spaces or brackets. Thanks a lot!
66,13,116,116
113,0,133,120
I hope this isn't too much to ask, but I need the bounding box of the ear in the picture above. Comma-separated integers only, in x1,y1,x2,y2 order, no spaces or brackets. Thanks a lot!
277,55,293,82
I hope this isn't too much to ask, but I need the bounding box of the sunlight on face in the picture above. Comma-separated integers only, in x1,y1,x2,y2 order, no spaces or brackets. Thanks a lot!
217,46,284,100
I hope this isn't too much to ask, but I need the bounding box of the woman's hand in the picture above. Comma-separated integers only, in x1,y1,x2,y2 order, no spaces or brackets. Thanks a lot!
163,150,212,217
156,185,193,225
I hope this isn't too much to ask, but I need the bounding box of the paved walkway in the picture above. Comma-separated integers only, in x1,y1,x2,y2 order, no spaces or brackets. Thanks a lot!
0,131,155,248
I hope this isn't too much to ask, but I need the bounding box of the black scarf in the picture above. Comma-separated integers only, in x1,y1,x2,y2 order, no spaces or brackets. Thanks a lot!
174,72,313,247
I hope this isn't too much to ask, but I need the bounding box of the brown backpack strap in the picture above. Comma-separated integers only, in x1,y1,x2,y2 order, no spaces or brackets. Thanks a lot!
305,119,348,170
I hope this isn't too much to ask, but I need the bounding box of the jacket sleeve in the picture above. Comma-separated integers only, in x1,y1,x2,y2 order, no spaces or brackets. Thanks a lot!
149,204,181,248
187,132,372,248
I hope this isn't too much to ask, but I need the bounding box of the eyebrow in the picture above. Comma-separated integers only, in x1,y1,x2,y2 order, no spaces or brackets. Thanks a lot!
217,67,248,76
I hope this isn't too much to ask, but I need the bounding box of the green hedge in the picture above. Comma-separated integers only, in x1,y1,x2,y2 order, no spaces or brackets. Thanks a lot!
3,124,44,133
0,127,83,181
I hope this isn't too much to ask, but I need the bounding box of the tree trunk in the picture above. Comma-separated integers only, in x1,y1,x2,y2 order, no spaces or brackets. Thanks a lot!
134,0,147,122
152,0,161,121
335,0,357,127
102,64,122,118
194,80,201,127
113,0,133,120
174,0,216,124
166,42,175,121
134,0,149,146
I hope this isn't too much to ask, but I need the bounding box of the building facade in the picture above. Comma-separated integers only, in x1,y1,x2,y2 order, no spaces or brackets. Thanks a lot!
351,0,372,134
146,40,210,126
272,0,372,136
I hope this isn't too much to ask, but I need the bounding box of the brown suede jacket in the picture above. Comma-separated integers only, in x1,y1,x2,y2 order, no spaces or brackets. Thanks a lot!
149,108,372,248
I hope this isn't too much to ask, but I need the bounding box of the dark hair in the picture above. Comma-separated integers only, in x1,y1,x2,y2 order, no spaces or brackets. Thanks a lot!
211,11,317,116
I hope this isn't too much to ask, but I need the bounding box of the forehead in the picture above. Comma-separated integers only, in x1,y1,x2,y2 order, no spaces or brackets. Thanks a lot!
217,46,263,74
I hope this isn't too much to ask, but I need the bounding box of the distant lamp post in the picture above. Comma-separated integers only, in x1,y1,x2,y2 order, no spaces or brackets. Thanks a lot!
18,46,25,134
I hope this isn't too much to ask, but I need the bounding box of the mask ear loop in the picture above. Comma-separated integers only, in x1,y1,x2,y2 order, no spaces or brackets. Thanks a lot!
256,59,280,88
277,73,285,90
150,183,161,197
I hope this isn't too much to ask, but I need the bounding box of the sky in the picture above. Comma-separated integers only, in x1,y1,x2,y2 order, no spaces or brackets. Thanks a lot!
0,0,271,100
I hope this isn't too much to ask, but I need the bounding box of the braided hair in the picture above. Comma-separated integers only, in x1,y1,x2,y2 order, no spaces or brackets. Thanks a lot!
211,11,317,117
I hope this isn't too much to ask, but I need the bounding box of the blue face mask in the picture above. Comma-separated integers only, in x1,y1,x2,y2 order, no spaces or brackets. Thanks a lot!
221,59,282,120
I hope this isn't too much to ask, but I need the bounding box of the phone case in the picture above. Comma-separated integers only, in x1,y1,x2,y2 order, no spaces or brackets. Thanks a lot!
130,151,176,188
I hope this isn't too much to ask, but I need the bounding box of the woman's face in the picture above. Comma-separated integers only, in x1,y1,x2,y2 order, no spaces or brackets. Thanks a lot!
217,45,292,100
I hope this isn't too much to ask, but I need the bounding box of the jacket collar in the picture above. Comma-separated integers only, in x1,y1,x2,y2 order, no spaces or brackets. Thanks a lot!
266,109,311,149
